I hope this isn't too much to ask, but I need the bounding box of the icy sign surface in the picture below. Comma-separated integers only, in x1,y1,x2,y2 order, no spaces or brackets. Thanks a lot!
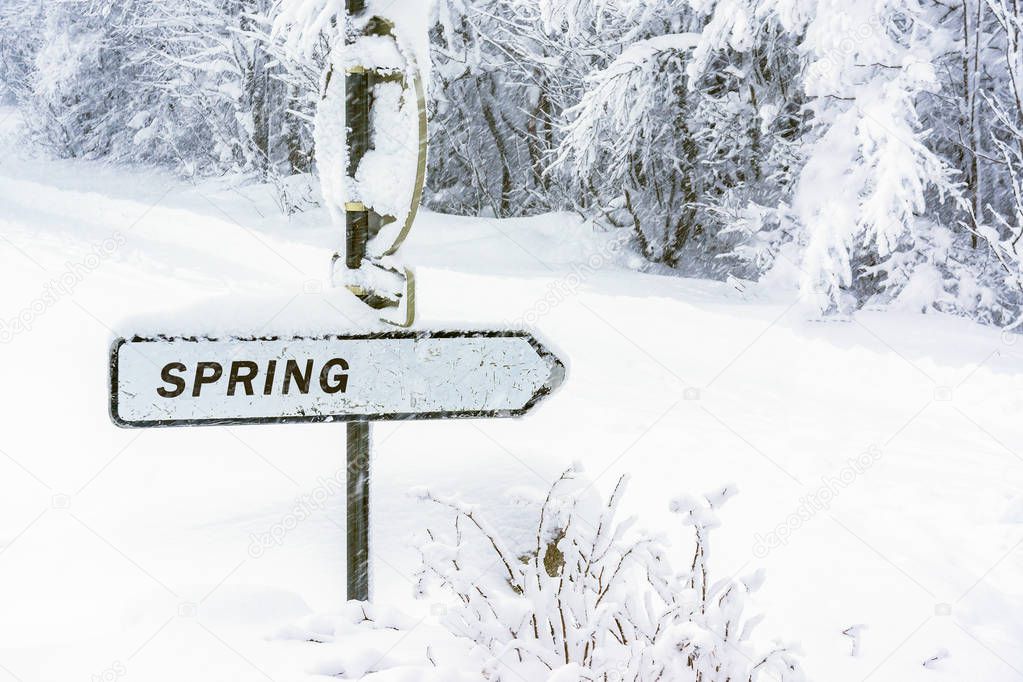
110,332,565,427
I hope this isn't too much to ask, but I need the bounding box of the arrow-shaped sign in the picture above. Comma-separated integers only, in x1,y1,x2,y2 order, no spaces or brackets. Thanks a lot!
110,331,565,428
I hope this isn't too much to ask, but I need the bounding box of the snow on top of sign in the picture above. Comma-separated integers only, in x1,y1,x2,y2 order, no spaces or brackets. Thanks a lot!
113,288,386,341
273,0,431,86
343,34,406,73
109,283,570,381
368,0,431,83
313,23,424,252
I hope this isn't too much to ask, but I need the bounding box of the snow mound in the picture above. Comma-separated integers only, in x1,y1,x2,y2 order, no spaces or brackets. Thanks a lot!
114,289,385,340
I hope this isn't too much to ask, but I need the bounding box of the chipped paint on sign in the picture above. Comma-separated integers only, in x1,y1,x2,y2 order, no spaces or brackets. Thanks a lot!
110,331,565,427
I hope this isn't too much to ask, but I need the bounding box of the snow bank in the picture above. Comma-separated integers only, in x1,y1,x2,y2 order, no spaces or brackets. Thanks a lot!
113,289,385,340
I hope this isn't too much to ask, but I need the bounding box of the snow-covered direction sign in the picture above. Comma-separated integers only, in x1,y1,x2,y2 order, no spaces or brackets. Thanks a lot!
109,331,565,428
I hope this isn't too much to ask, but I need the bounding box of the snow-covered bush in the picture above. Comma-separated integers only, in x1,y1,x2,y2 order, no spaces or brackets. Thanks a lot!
0,0,42,104
16,0,145,158
2,0,318,191
413,467,807,682
138,0,307,178
554,33,704,268
931,0,1023,327
427,0,561,217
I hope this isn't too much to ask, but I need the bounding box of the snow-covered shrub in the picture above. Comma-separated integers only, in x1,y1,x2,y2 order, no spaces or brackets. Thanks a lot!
945,0,1023,327
554,34,703,268
0,0,42,104
426,0,564,217
3,0,318,197
143,0,318,180
413,467,807,682
18,0,145,159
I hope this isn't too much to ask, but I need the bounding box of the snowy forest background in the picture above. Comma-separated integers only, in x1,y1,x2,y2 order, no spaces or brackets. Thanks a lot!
1,0,1023,327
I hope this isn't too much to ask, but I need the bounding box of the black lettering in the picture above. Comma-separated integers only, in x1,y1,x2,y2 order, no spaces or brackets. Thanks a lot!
319,358,349,394
263,359,277,395
228,361,259,396
283,359,313,395
157,362,187,398
192,362,223,397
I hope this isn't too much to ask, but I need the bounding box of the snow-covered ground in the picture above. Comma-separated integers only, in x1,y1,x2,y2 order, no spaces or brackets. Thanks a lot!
1,112,1022,681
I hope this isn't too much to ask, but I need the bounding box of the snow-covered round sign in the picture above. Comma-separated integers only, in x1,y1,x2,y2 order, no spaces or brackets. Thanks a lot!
109,331,565,428
314,3,430,265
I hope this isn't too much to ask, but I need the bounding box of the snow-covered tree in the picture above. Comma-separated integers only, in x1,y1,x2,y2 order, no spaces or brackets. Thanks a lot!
140,0,313,179
427,0,1021,325
3,0,318,202
923,0,1023,325
428,0,563,216
0,0,43,104
16,0,145,158
670,1,955,313
431,1,807,272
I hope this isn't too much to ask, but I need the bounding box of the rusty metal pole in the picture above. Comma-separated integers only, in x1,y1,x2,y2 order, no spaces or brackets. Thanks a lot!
346,419,370,602
345,0,370,271
345,0,371,603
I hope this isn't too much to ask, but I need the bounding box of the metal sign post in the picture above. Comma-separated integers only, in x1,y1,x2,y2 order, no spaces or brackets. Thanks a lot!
344,0,370,271
337,0,431,599
345,0,372,602
346,419,370,601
